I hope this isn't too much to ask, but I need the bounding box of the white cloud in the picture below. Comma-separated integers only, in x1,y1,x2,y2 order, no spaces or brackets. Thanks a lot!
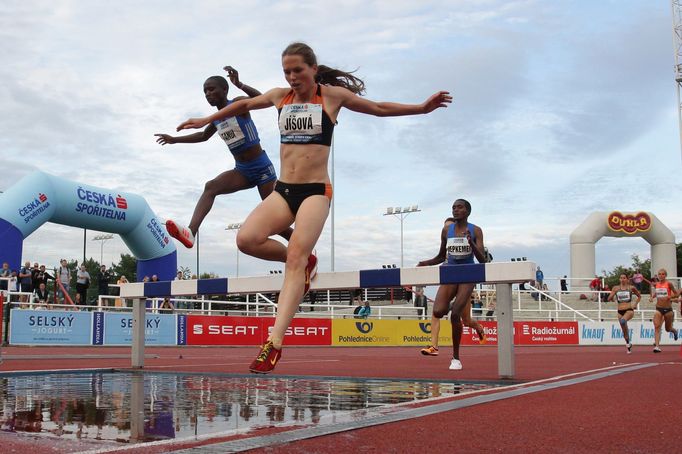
1,0,680,281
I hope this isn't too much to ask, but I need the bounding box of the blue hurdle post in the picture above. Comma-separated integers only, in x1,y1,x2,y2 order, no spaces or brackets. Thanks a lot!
120,261,535,378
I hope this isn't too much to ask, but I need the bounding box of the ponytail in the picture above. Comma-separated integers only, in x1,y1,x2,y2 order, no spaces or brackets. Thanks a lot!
316,65,365,95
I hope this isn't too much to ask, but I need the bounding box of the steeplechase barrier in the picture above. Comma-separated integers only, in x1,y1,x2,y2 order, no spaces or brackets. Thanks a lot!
120,261,536,378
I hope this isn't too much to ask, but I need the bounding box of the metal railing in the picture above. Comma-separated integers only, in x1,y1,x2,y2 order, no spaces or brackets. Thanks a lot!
96,293,425,320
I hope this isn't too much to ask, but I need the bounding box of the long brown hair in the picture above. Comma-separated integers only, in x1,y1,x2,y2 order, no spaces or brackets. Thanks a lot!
282,42,366,95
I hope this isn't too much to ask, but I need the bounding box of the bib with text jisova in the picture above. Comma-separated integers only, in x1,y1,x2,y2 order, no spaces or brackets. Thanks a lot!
279,103,323,143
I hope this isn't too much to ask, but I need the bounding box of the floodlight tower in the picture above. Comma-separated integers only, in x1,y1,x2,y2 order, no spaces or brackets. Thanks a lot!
672,0,682,159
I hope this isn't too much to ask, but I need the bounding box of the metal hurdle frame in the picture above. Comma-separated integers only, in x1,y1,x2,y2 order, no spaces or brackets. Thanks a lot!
120,261,536,379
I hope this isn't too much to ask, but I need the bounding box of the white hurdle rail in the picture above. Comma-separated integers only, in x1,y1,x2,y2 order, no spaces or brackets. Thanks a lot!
120,261,536,378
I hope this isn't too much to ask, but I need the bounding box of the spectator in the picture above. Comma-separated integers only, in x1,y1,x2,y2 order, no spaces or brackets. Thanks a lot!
116,275,129,308
34,265,54,289
57,259,72,305
159,298,174,314
174,271,186,310
632,270,644,292
350,288,362,306
413,286,428,319
34,282,50,310
30,262,40,290
0,262,10,292
308,290,317,312
357,300,371,319
600,283,611,302
19,261,33,308
97,265,111,302
142,276,151,309
560,275,568,293
485,294,496,321
404,286,412,303
589,275,601,301
8,270,18,293
535,266,544,287
472,298,483,318
151,275,159,282
76,264,91,309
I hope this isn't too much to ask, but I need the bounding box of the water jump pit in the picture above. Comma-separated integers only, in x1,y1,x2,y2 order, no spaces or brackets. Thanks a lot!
0,370,506,450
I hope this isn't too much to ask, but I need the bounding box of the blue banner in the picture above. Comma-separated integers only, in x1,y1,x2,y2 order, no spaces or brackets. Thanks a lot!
177,314,187,345
10,310,93,345
103,313,177,345
92,311,105,345
0,171,177,279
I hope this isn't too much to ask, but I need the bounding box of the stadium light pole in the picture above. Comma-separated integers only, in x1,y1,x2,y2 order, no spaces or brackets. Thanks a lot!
92,233,114,264
225,223,243,277
383,205,421,268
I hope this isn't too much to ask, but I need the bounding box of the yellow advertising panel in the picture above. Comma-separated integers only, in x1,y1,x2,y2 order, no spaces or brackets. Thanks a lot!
332,319,453,346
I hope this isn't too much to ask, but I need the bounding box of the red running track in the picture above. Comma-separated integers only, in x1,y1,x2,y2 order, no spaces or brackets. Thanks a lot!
0,344,680,453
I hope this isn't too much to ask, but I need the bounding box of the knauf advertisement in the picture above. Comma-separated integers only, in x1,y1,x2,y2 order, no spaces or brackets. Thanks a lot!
578,321,681,346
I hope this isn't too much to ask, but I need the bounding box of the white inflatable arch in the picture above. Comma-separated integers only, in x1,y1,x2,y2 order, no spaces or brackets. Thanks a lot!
570,211,676,288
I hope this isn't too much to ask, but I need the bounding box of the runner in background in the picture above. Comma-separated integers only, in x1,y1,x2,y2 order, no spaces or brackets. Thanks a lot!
649,268,679,353
417,201,486,370
607,273,641,354
420,217,485,357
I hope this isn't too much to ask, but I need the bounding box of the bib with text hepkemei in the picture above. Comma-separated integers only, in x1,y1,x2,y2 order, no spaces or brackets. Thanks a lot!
279,103,323,143
216,117,246,151
446,236,471,260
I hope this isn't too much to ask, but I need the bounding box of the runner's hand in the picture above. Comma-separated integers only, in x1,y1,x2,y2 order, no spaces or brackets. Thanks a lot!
224,66,241,88
154,134,176,145
422,91,452,113
177,117,209,131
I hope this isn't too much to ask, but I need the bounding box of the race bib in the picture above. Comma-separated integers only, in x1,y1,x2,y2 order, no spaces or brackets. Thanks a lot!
616,291,631,302
279,103,323,143
655,287,669,298
446,236,471,259
216,117,246,151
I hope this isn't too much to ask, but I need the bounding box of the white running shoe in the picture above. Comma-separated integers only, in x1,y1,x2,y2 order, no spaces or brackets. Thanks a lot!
653,346,662,353
449,358,463,370
626,343,632,354
166,219,195,248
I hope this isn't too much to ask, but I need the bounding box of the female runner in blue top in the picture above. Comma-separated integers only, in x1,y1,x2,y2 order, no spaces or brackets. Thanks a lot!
417,199,486,370
155,66,292,248
177,42,451,374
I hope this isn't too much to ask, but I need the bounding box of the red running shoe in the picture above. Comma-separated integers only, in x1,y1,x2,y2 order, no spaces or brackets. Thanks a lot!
303,252,318,296
165,219,195,248
249,341,282,374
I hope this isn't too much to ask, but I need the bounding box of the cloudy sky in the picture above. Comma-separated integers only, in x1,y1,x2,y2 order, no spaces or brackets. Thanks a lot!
1,0,680,287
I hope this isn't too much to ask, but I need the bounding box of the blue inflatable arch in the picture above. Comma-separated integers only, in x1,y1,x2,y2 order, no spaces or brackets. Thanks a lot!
0,171,176,281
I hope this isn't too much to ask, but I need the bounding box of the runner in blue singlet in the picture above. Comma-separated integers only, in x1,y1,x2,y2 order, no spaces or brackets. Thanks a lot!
417,199,486,371
155,66,292,248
